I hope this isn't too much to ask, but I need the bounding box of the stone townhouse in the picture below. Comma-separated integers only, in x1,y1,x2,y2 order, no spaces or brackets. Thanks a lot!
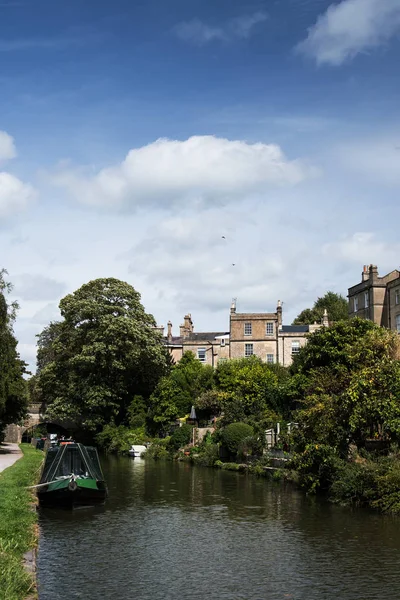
162,300,327,368
348,265,400,332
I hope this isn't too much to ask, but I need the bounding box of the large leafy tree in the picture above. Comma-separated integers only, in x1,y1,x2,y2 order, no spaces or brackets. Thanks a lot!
291,319,400,455
0,270,28,433
37,278,171,432
293,291,348,325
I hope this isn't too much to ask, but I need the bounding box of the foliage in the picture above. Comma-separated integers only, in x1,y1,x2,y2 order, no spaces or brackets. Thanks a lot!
36,278,171,432
0,444,44,600
168,424,193,450
190,443,220,467
221,422,254,456
0,270,28,433
145,438,171,460
288,444,342,493
148,352,214,433
95,424,148,453
214,356,289,429
290,319,400,455
293,291,348,325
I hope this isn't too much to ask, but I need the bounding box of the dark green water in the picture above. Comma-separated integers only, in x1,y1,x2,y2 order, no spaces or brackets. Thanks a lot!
37,456,400,600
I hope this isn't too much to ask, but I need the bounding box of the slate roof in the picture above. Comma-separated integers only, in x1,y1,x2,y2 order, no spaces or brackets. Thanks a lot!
280,325,310,333
163,332,229,345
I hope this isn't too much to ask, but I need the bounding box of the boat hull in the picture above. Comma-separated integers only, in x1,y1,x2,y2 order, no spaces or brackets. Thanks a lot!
38,479,107,509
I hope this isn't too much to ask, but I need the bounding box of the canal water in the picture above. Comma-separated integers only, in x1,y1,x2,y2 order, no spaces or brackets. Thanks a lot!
37,456,400,600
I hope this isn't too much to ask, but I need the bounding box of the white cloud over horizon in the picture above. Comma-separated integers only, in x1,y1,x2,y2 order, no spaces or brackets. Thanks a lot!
297,0,400,66
173,11,268,45
50,135,316,210
0,130,37,218
0,130,16,161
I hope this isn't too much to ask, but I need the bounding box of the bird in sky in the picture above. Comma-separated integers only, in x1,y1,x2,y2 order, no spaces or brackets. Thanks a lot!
222,236,226,239
232,263,236,266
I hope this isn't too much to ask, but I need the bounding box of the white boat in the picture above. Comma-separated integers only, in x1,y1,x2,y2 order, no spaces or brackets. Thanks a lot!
128,444,147,458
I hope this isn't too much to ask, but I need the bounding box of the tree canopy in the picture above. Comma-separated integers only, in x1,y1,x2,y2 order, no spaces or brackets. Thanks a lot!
291,318,400,455
0,270,28,434
293,291,348,325
37,278,171,432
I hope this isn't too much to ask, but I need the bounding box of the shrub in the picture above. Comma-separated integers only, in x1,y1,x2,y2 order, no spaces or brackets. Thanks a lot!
168,424,193,450
145,438,171,460
221,422,254,457
190,444,220,467
289,443,342,494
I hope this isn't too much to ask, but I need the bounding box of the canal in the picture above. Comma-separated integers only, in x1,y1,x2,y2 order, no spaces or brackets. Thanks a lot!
38,456,400,600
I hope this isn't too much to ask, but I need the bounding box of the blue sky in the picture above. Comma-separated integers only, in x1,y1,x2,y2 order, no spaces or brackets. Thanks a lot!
1,0,400,370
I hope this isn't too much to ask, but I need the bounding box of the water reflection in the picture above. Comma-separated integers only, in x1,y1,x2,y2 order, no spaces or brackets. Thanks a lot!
37,457,400,600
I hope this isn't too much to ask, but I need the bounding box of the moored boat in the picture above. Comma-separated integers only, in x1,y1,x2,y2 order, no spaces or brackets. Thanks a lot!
37,442,108,508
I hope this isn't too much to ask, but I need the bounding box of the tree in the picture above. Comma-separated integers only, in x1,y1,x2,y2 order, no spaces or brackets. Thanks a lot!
0,270,28,434
37,278,171,432
291,319,400,455
293,291,348,325
147,352,214,434
214,356,287,429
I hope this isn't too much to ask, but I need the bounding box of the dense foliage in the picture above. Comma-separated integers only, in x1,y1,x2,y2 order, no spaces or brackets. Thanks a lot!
36,278,171,432
0,270,28,437
293,291,348,325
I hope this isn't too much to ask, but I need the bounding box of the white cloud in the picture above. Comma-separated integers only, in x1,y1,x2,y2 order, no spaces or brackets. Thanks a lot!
323,232,400,267
173,11,267,45
297,0,400,66
50,135,316,210
0,130,16,161
337,137,400,185
0,172,36,218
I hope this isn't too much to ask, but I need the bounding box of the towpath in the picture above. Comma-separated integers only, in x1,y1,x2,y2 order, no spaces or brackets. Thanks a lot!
0,442,22,473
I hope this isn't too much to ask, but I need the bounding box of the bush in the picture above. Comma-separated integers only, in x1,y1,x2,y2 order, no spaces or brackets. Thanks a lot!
95,424,148,454
190,444,220,467
221,422,254,457
289,443,342,494
145,438,171,460
168,424,193,450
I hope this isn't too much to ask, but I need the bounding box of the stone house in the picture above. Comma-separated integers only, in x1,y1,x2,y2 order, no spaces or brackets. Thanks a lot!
348,265,400,331
162,301,326,368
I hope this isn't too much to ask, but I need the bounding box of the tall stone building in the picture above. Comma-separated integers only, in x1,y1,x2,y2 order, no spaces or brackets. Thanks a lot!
163,301,327,368
348,265,400,331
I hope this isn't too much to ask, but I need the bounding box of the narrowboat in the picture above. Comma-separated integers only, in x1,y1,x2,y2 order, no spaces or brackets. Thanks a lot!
37,442,108,508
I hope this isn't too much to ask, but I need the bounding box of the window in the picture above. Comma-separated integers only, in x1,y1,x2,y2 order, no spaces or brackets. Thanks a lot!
354,297,359,312
266,322,274,336
291,341,301,355
244,323,252,336
266,354,274,364
396,315,400,333
396,290,400,305
197,348,206,362
364,291,369,308
220,338,225,347
245,343,254,357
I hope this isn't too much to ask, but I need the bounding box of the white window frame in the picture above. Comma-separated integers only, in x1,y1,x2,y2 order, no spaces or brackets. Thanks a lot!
364,291,369,308
244,322,252,336
244,343,254,357
266,353,274,364
395,290,400,306
396,315,400,333
354,297,359,312
291,341,301,355
220,338,225,347
197,348,206,363
266,322,274,336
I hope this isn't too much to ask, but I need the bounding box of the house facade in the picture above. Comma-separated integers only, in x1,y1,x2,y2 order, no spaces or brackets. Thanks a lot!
348,265,400,332
162,300,326,368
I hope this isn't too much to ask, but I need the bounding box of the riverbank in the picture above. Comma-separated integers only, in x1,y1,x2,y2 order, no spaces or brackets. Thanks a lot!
0,443,44,600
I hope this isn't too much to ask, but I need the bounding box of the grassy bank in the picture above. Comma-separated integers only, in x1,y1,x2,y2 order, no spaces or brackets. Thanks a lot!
0,444,44,600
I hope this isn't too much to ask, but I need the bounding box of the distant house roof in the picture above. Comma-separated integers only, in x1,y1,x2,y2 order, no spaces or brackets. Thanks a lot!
280,325,310,333
186,332,229,342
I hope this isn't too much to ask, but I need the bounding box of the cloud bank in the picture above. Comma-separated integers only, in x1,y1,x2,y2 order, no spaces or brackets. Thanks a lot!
297,0,400,65
50,135,316,210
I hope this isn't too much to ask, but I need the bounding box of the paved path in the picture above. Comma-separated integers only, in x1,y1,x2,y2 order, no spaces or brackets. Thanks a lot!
0,442,22,473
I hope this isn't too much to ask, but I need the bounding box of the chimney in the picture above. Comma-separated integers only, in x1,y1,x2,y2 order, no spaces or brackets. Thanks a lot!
167,321,172,342
369,264,378,282
277,300,282,327
322,308,329,327
362,265,369,282
180,314,193,339
230,298,236,314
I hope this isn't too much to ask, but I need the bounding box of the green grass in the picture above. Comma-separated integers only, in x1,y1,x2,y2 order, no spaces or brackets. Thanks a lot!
0,444,44,600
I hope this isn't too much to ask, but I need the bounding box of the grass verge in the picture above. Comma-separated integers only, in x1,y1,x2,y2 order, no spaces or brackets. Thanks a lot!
0,444,44,600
